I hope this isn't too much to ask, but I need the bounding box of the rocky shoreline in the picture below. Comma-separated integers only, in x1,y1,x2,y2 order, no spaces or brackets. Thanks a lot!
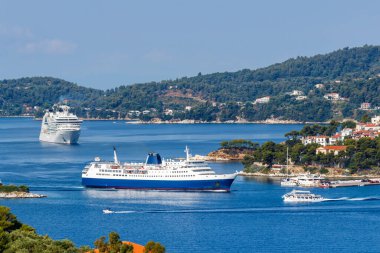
0,191,46,199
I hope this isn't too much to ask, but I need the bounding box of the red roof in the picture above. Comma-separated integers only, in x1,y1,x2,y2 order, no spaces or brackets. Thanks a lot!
324,146,347,151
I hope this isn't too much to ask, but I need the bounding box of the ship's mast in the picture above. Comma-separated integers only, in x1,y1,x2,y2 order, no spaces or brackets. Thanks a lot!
286,146,289,176
113,146,120,164
185,146,190,161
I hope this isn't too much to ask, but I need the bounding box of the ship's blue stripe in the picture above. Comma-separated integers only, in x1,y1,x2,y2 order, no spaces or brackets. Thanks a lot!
82,178,234,191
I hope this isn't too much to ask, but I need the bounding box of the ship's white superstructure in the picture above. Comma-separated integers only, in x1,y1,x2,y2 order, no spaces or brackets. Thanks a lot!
39,105,82,144
82,146,237,191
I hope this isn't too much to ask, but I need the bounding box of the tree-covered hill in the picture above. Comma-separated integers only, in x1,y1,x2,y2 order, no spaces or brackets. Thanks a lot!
1,45,380,121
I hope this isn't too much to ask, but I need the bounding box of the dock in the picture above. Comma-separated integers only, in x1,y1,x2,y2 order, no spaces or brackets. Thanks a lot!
328,179,380,188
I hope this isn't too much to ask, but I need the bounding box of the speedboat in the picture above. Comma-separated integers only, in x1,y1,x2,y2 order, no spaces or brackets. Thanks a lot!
282,190,324,202
102,208,114,214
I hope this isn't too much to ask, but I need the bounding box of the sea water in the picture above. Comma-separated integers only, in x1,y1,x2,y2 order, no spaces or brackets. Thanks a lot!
1,118,380,252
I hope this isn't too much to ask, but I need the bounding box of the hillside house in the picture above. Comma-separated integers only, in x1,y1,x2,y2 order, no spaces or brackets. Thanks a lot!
360,102,371,110
254,96,271,104
371,115,380,125
316,146,347,155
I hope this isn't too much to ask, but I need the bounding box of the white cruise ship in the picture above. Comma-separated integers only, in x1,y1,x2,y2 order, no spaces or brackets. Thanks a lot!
39,104,82,144
82,146,237,192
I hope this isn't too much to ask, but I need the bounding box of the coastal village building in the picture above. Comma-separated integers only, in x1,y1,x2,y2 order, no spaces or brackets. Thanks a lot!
356,123,380,131
372,115,380,124
303,115,380,146
301,136,328,146
352,130,379,140
316,146,347,155
323,93,348,101
315,83,325,89
329,133,343,145
287,90,304,96
164,109,174,116
254,96,271,104
341,128,353,137
360,102,371,110
295,95,308,101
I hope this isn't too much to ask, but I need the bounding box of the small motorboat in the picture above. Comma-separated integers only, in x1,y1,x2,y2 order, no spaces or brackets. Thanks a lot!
102,208,114,214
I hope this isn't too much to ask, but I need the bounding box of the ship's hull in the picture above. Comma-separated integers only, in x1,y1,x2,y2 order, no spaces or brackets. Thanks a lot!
82,177,235,192
39,130,81,144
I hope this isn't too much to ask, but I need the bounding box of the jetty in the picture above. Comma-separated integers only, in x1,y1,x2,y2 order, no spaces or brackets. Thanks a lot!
328,178,380,188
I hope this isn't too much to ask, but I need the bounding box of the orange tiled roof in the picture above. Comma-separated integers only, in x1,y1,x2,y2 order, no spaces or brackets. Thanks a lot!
90,241,145,253
324,146,347,151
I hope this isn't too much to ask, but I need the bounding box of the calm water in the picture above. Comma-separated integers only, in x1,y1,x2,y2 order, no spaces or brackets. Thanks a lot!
1,119,380,252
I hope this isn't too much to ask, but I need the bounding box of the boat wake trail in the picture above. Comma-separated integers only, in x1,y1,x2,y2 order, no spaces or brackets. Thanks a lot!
323,196,380,202
31,186,85,191
103,203,380,215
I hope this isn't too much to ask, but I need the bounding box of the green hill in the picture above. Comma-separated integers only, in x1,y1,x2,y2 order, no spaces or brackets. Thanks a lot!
1,45,380,121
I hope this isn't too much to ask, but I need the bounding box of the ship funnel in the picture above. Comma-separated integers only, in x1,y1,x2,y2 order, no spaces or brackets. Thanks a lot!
145,153,162,165
113,146,120,164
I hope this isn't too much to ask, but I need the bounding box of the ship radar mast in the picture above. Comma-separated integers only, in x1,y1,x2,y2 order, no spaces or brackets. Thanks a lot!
113,146,120,165
184,146,191,161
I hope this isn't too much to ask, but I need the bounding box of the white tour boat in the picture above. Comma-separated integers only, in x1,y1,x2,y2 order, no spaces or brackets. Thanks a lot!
282,190,324,202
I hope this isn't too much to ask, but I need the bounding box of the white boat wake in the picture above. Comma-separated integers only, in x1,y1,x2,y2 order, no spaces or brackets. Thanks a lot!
323,196,380,202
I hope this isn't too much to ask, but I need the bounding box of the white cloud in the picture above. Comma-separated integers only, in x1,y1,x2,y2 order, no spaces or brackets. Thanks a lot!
0,24,33,38
21,39,77,55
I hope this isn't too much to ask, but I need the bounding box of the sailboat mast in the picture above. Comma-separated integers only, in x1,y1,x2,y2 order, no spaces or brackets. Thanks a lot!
286,147,289,175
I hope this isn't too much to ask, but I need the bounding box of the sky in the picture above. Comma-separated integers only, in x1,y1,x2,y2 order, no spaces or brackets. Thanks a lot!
0,0,380,89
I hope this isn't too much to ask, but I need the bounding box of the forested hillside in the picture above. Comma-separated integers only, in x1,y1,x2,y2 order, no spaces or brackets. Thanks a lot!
1,45,380,121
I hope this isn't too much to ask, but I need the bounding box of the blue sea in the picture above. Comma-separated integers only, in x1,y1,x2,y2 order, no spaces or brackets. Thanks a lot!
1,118,380,252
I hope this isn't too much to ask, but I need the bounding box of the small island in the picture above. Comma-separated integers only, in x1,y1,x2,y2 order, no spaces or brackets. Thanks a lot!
0,183,46,199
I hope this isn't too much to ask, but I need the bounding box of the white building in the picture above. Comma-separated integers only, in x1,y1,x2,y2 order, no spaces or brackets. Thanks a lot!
341,128,353,138
287,90,304,96
315,83,325,89
315,136,329,146
164,109,174,116
324,93,341,101
371,115,380,125
254,96,271,104
301,136,329,146
360,103,371,110
295,96,307,101
185,106,192,111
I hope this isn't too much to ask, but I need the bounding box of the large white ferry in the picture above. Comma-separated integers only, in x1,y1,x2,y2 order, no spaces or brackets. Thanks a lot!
39,105,82,144
82,147,237,192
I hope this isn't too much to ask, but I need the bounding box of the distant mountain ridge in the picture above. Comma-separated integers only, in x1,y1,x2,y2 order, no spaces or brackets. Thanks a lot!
1,45,380,121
